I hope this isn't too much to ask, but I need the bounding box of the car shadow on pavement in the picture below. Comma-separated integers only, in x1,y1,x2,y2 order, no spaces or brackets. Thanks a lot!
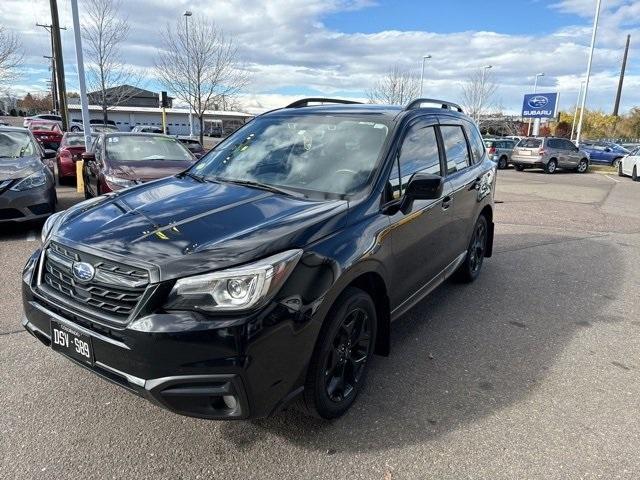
218,234,624,453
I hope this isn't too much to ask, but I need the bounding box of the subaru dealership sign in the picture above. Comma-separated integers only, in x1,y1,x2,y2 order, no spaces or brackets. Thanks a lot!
521,92,558,119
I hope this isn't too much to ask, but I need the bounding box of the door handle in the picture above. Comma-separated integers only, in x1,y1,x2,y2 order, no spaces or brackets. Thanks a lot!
441,195,452,210
467,177,481,191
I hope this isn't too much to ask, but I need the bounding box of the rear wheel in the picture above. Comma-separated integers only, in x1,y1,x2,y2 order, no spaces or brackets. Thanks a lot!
514,164,524,171
70,125,81,132
612,157,622,168
633,166,638,182
576,158,588,173
453,215,488,283
497,156,508,169
302,287,376,419
544,159,558,174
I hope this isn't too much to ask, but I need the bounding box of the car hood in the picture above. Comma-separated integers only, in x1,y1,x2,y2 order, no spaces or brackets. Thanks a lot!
0,155,43,181
107,160,194,182
53,176,348,280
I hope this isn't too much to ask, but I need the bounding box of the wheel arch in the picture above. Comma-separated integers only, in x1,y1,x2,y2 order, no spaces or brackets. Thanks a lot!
348,271,391,357
479,204,494,258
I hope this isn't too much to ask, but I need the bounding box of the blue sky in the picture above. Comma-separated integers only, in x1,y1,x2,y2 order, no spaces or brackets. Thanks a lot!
3,0,640,114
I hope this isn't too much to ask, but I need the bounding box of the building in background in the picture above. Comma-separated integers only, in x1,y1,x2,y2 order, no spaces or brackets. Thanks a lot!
79,85,174,108
67,104,252,136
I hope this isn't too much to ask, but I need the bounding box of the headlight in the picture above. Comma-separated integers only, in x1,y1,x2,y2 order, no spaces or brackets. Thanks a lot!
104,175,135,189
165,249,303,313
10,169,48,191
41,211,64,243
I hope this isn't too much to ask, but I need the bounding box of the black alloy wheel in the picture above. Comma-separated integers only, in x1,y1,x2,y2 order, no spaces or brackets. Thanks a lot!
498,156,508,169
454,214,488,283
302,287,377,419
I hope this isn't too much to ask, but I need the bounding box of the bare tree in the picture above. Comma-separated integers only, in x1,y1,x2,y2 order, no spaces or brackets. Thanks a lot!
461,69,497,124
155,18,248,143
0,26,23,90
367,65,420,105
81,0,140,124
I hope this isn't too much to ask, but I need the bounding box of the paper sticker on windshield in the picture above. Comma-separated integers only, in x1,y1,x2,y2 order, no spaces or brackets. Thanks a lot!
108,137,119,143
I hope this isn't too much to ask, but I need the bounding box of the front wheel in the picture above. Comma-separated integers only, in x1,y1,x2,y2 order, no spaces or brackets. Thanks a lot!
576,158,588,173
544,159,558,174
453,215,488,283
302,287,377,419
633,166,638,182
497,156,508,169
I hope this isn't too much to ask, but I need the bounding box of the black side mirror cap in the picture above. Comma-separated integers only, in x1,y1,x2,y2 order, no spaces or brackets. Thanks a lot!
43,149,57,159
405,172,444,200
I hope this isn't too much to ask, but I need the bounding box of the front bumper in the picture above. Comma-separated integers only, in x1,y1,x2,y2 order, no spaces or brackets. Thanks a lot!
21,249,318,420
0,179,55,223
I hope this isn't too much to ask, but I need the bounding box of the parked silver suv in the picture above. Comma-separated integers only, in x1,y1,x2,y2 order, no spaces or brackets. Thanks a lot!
484,138,516,169
511,137,589,174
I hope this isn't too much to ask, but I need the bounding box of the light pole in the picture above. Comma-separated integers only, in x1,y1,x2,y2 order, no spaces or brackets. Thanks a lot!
576,0,601,146
477,65,492,123
184,10,193,137
528,72,545,136
571,81,585,141
419,55,431,97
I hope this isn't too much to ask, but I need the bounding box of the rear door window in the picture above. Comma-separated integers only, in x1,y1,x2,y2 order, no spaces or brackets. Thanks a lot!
440,125,471,173
465,123,485,164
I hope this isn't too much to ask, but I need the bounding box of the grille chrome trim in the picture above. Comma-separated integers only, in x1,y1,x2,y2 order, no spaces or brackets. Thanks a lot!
38,241,150,324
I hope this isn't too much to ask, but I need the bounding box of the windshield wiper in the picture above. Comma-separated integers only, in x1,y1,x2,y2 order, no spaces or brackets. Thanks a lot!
182,171,207,182
215,178,300,197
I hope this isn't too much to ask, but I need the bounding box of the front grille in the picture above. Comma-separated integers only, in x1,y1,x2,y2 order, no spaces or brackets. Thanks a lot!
39,242,149,324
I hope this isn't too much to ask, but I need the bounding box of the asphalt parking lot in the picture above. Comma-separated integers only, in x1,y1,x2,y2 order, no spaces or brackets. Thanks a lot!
2,169,640,479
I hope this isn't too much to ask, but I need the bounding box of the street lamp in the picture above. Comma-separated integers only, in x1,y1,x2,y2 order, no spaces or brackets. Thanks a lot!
183,10,193,137
477,65,492,123
419,55,431,97
528,72,545,136
570,80,585,141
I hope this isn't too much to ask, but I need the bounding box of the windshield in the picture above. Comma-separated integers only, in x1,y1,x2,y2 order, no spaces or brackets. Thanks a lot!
63,134,96,147
105,135,194,162
0,131,39,159
517,138,542,148
29,123,59,132
191,115,390,196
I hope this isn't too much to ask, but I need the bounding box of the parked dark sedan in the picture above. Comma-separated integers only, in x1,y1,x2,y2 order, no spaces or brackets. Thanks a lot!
23,98,495,420
0,126,56,224
82,133,196,198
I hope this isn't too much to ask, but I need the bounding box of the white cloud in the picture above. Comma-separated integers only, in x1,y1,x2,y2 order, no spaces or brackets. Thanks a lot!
1,0,640,114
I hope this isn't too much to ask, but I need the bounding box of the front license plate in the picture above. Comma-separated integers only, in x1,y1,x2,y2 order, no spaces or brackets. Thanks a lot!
50,320,94,365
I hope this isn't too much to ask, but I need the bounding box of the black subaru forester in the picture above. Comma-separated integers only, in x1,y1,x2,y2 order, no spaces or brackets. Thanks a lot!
22,98,495,420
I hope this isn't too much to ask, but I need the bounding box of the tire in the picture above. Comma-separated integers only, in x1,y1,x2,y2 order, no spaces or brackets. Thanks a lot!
633,166,638,182
497,156,508,169
83,175,92,199
302,287,377,419
612,157,622,168
70,125,81,132
453,214,488,283
514,164,524,171
576,158,588,173
544,158,558,174
618,161,624,177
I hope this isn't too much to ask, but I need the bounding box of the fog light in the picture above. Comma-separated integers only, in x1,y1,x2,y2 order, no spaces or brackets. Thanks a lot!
222,395,238,410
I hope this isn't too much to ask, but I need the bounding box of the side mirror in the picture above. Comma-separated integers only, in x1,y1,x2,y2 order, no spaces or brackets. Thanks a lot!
82,152,95,162
405,172,444,200
43,149,57,159
604,147,611,152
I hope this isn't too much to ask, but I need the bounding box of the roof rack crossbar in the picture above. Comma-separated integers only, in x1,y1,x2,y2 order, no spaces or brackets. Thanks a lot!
405,98,463,112
285,98,363,109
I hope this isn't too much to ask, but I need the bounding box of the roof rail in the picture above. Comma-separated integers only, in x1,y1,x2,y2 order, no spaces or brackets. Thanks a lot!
285,98,363,109
405,98,463,112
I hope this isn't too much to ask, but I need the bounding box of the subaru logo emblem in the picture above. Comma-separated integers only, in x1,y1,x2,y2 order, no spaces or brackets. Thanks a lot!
72,262,95,282
527,95,549,108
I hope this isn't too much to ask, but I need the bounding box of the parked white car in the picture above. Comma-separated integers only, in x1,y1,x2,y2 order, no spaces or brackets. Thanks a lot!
618,147,640,181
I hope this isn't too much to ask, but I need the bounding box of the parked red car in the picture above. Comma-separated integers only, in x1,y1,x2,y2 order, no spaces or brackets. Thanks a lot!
29,121,63,151
56,132,97,184
82,133,196,197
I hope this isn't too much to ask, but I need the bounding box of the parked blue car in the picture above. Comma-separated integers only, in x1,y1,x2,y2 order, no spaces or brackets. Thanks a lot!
580,142,629,167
